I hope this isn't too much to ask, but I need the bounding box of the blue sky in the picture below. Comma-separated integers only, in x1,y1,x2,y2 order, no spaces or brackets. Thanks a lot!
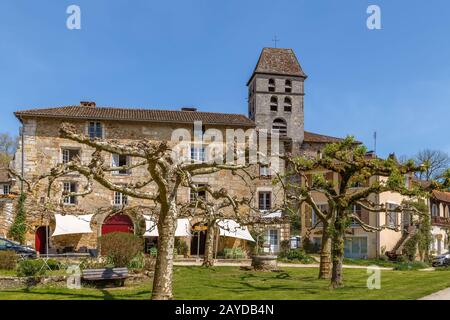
0,0,449,158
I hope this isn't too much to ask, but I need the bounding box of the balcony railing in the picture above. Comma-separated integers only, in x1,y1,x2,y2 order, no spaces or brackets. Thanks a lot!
432,216,450,227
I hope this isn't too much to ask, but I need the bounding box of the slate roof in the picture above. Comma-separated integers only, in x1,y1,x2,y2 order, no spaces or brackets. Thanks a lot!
15,105,256,127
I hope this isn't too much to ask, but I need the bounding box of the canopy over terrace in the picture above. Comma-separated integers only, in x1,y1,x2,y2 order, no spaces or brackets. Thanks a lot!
143,216,191,237
52,214,94,237
217,219,255,242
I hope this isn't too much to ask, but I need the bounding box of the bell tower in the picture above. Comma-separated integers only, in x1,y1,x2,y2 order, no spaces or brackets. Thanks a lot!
247,48,307,149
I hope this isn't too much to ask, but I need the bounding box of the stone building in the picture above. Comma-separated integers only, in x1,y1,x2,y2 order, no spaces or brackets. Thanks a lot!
428,191,450,255
0,168,15,238
7,47,358,257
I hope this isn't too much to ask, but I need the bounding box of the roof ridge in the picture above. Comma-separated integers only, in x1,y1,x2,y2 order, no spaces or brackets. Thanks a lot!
15,105,250,118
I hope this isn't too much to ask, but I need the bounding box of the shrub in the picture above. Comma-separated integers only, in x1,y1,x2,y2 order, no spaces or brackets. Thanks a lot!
128,252,145,270
16,259,46,277
280,240,290,254
79,257,113,270
393,261,429,271
278,248,315,264
302,237,320,254
0,251,18,270
99,232,143,267
8,193,27,244
175,239,188,257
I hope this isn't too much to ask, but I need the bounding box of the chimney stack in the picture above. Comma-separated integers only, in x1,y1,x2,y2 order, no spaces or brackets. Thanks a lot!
181,107,197,112
80,101,96,107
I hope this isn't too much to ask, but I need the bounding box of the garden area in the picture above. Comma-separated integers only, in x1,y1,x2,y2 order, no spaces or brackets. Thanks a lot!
1,266,450,300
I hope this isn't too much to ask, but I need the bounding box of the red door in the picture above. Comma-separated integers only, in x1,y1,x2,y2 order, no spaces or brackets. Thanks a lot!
101,214,134,235
35,226,48,254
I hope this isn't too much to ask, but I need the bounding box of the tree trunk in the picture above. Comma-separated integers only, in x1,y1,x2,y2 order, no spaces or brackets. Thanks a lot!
202,222,216,267
151,203,177,300
318,228,332,279
331,218,345,289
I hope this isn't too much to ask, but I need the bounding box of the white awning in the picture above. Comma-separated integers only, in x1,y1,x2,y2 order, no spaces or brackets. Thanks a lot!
143,216,191,237
52,214,94,237
218,219,255,242
261,210,282,219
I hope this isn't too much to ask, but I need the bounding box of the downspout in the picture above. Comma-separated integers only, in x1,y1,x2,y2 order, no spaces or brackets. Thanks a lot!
375,176,380,259
20,123,24,193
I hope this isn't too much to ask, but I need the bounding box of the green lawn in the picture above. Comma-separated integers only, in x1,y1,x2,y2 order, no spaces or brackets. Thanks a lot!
0,266,449,300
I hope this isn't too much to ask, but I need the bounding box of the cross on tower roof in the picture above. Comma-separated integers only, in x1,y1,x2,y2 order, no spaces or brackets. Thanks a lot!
272,35,280,48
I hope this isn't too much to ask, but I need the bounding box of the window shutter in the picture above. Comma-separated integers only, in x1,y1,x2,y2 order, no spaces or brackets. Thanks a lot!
305,205,312,228
361,208,370,224
112,154,119,174
326,172,334,182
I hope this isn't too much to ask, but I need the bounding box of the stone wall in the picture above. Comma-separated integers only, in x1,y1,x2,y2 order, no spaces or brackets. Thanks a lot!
13,116,288,252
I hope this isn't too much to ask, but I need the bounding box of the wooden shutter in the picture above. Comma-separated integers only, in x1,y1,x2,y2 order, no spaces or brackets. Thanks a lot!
326,172,334,182
304,205,312,228
360,208,370,224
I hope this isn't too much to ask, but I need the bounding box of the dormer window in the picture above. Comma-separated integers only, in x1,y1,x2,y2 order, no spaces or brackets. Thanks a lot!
285,80,292,93
268,79,275,92
284,97,292,112
272,118,287,136
270,96,278,112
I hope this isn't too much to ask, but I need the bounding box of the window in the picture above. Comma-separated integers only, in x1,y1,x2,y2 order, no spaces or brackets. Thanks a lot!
267,229,279,246
258,191,272,211
312,204,328,227
350,204,362,227
114,192,128,206
268,78,275,92
112,154,130,175
190,146,205,162
285,80,292,93
284,97,292,112
272,118,287,136
270,96,278,112
431,203,439,217
62,148,80,164
63,182,77,205
259,164,271,178
344,237,368,259
88,122,103,139
386,203,398,227
2,185,10,195
190,184,206,202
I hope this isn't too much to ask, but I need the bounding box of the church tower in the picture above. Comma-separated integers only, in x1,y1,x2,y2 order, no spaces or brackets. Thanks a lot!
247,48,307,150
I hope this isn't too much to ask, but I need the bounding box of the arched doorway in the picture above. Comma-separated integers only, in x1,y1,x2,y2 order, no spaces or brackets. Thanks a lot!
35,226,49,254
190,223,207,256
102,214,134,235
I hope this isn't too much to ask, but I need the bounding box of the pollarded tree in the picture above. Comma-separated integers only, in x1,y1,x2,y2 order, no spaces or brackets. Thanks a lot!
180,172,287,267
282,137,450,288
52,123,255,299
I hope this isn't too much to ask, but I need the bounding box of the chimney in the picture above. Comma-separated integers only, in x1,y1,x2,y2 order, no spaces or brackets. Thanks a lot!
181,107,197,112
80,101,96,107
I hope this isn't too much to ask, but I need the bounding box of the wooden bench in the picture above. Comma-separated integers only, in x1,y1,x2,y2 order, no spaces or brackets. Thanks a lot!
82,268,129,286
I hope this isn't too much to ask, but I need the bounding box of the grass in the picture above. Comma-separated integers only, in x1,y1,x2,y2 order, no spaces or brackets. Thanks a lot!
0,266,449,300
343,258,397,268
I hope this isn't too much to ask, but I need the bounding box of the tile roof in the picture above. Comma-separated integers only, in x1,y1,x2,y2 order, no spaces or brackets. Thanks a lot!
15,105,256,127
432,190,450,203
303,131,343,143
250,48,307,79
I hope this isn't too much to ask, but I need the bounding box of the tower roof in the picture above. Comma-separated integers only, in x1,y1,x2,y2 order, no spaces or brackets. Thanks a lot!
248,48,307,84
